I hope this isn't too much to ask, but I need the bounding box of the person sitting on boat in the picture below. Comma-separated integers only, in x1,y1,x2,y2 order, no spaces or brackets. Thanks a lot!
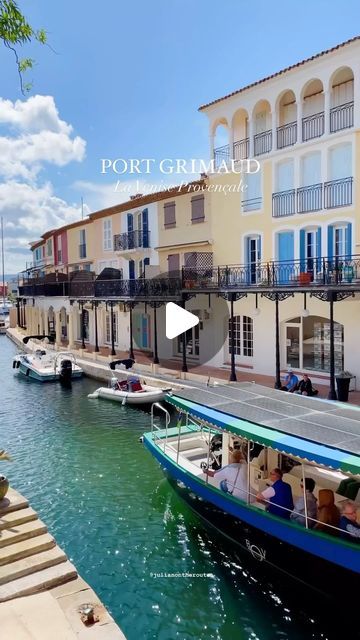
294,373,318,397
290,478,317,527
315,489,340,535
281,369,299,393
256,468,294,519
205,450,250,502
339,501,360,542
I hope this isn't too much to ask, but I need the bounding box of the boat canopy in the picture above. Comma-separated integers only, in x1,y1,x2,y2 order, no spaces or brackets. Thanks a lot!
167,393,360,476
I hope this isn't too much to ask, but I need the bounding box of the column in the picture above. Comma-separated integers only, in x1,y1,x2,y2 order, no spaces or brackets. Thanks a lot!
249,118,254,158
353,66,360,129
181,298,188,373
153,305,159,365
16,298,21,327
328,291,337,400
324,90,330,136
297,98,303,143
129,305,134,360
209,130,215,165
271,109,276,153
229,294,237,382
68,308,75,349
274,295,281,389
55,311,62,347
94,302,99,353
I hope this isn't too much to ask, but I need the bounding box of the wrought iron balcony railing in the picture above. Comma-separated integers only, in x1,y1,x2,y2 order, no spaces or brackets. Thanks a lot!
324,177,353,209
254,130,272,156
213,144,230,169
302,111,324,142
330,101,354,133
114,229,150,251
276,122,297,149
272,189,295,217
233,137,249,160
297,183,323,214
242,197,262,212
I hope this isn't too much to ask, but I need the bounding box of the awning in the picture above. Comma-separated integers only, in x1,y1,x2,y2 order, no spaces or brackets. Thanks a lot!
167,395,360,476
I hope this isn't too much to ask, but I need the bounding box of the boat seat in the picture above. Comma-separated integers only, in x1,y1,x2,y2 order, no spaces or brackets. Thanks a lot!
177,438,208,452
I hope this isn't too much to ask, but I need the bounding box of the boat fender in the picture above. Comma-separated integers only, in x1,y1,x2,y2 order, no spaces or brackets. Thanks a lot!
12,360,15,369
16,360,20,369
138,436,144,443
26,368,30,376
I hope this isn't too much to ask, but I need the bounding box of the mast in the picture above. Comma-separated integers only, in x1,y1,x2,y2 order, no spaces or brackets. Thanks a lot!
1,217,5,310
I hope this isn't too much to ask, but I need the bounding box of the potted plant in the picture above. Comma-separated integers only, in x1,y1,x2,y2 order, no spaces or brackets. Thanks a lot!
335,370,353,403
0,449,11,501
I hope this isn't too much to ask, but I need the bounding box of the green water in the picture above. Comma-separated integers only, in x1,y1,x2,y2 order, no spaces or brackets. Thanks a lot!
1,337,340,640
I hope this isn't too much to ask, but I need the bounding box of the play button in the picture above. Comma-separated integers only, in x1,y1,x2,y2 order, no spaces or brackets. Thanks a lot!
165,302,199,340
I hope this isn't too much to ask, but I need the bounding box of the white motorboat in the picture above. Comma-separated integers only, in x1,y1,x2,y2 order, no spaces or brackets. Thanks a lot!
88,375,171,405
13,350,83,383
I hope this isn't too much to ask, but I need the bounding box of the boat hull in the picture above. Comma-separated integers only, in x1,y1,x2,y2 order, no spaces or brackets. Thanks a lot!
95,386,166,405
144,433,360,602
17,362,82,382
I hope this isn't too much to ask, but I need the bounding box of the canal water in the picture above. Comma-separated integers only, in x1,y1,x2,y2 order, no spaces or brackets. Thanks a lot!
1,337,345,640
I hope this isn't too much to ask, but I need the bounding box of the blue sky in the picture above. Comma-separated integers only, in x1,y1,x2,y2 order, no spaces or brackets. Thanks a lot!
1,0,360,269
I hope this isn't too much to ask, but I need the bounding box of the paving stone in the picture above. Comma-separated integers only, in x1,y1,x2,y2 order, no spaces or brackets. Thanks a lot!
0,546,67,585
0,489,29,516
0,560,78,602
0,507,38,530
0,533,55,565
0,519,47,548
0,591,77,639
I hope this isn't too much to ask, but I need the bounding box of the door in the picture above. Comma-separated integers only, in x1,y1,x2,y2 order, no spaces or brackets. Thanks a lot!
141,314,150,349
286,325,300,369
246,236,261,284
277,231,294,283
177,325,200,358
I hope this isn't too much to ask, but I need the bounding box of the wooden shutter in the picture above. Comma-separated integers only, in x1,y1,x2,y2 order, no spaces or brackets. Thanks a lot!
164,202,176,228
191,196,205,223
168,253,180,275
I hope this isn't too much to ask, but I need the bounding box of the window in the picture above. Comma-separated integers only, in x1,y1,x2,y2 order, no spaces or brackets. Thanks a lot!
228,315,253,357
242,172,261,212
105,311,117,344
328,223,351,258
46,239,52,257
103,219,112,251
286,315,344,373
57,235,62,264
164,202,176,228
79,229,86,258
34,248,41,262
191,195,205,223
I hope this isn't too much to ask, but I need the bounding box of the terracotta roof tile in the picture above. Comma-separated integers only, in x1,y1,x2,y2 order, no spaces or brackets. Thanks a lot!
198,36,360,111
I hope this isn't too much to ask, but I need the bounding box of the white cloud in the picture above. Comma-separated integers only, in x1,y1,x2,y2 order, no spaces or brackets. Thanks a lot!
0,95,87,272
0,181,82,273
0,95,85,180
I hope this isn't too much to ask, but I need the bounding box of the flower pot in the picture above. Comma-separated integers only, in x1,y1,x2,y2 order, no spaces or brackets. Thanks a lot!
299,272,311,285
0,475,9,501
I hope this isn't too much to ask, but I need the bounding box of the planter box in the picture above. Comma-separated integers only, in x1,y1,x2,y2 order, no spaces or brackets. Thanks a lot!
299,272,312,285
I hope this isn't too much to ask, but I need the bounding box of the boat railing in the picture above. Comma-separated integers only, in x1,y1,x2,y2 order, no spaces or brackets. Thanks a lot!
214,477,358,539
151,403,171,452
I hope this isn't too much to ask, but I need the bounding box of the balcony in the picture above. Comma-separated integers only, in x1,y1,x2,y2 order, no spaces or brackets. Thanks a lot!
233,137,249,160
214,144,230,169
79,244,87,259
272,189,295,217
330,101,354,133
324,177,353,209
276,122,297,149
254,130,272,156
242,197,262,213
302,111,324,142
297,183,323,214
114,229,150,252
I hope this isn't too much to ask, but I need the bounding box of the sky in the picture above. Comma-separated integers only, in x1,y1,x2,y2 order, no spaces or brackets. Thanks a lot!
1,0,360,272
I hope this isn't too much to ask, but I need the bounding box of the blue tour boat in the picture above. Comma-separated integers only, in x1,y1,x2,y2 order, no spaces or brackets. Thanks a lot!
143,384,360,601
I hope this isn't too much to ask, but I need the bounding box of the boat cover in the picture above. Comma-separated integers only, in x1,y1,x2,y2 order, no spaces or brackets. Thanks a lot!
166,384,360,475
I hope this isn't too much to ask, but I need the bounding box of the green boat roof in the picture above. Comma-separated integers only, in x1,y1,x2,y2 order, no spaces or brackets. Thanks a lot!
166,384,360,475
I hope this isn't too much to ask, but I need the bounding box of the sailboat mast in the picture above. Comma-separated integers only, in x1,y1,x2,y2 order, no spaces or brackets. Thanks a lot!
1,217,5,309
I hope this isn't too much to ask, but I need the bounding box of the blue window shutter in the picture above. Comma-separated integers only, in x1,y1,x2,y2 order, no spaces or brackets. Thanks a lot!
327,226,334,259
316,227,322,272
258,236,261,261
142,208,149,248
300,229,306,271
127,214,133,233
346,223,352,258
129,260,135,280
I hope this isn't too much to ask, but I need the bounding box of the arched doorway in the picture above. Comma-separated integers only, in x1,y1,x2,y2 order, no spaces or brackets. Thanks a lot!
284,315,344,373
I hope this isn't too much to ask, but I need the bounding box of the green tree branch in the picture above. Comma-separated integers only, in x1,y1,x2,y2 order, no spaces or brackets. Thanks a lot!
0,0,46,93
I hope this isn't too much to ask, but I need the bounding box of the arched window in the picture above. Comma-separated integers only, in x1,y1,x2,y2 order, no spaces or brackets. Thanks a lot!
228,315,253,357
